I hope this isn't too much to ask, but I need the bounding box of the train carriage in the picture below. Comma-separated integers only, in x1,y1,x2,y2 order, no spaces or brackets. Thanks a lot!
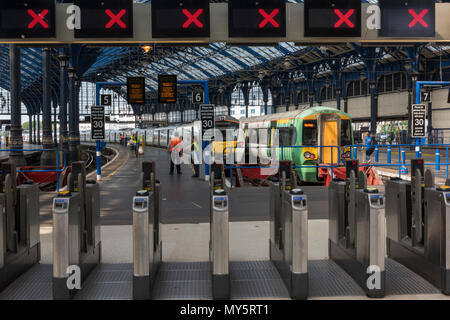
238,106,353,183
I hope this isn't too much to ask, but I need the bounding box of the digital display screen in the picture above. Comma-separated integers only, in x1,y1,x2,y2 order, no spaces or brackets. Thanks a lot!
0,0,55,38
379,0,435,37
304,0,361,37
74,0,133,38
127,77,146,105
228,0,286,38
152,0,210,38
158,75,177,104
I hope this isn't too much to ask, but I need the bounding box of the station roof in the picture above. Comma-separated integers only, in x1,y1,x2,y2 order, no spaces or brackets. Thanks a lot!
0,0,449,114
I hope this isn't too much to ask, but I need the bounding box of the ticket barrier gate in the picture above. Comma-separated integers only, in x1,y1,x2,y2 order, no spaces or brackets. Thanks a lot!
0,163,40,292
52,161,101,299
268,161,308,299
329,160,386,298
209,165,230,299
386,159,450,294
133,161,162,300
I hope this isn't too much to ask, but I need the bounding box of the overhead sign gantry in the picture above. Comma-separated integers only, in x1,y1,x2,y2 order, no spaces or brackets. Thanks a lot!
0,0,448,43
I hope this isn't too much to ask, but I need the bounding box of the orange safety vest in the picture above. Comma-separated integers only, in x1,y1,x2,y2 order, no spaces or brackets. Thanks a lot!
169,137,181,153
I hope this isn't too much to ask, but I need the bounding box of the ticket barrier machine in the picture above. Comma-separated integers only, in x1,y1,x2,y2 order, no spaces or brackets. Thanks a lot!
133,161,162,300
329,160,386,298
209,164,230,299
52,161,101,299
0,163,40,292
386,159,450,294
268,161,308,299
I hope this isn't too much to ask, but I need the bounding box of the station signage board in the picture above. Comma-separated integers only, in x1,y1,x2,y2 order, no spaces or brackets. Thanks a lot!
127,77,146,105
200,104,215,140
74,0,133,38
151,0,210,38
411,104,427,138
91,106,105,140
379,0,435,37
0,0,56,38
158,75,177,104
304,0,361,37
228,0,286,38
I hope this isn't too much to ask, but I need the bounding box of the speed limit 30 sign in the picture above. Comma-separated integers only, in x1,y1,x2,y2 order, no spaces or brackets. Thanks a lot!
91,106,105,140
411,104,427,138
200,104,215,140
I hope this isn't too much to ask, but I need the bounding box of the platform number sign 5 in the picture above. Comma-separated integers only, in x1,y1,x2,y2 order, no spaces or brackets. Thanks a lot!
101,94,112,106
420,91,431,103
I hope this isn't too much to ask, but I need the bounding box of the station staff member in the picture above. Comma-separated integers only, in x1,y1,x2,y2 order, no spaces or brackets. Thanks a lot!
168,132,182,175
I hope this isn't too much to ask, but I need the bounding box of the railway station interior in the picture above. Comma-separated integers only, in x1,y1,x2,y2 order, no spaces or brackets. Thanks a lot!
2,0,450,309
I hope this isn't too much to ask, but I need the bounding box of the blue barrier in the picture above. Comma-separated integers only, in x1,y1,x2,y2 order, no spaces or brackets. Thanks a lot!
0,148,67,192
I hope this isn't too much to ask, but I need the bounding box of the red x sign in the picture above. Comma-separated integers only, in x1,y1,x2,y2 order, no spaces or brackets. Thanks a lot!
182,9,204,29
334,9,355,28
258,9,280,28
105,9,127,29
408,9,429,28
28,9,49,29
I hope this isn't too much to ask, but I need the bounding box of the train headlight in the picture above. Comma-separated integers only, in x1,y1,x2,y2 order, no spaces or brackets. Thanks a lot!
304,152,311,159
344,151,351,159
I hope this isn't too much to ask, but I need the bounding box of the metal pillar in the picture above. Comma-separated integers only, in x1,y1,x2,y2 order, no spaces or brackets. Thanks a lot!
68,67,78,163
33,114,36,144
41,48,55,166
53,100,58,146
37,113,41,145
336,87,342,111
59,53,69,158
28,113,32,144
343,98,348,114
9,44,25,165
308,91,314,108
369,81,378,134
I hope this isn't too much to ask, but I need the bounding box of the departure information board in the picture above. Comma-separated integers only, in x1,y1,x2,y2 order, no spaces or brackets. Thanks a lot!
304,0,361,37
127,77,146,105
228,0,286,38
158,75,177,104
379,0,435,37
0,0,56,38
74,0,133,38
152,0,210,38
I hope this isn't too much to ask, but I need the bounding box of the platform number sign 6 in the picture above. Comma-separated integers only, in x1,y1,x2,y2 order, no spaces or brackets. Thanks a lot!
420,91,431,103
193,91,204,104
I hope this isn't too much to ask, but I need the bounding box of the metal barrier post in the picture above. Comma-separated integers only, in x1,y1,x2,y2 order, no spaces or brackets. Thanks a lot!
211,189,229,299
387,146,391,164
416,145,421,158
401,148,408,174
353,146,358,160
375,146,379,163
436,149,441,171
96,140,101,181
133,190,151,300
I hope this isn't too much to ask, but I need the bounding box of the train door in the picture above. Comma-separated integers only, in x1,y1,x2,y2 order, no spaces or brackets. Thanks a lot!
322,119,339,164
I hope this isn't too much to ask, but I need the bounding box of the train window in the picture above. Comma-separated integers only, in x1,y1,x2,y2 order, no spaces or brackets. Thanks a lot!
302,121,317,146
278,127,297,147
341,120,352,146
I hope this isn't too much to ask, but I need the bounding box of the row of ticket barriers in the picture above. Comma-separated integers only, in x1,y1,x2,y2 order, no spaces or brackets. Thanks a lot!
1,157,450,299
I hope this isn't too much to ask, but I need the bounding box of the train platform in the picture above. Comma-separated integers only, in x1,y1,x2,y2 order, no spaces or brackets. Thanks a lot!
2,145,450,300
0,143,42,161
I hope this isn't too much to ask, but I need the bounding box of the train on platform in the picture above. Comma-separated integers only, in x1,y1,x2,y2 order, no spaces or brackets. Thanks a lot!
85,106,354,184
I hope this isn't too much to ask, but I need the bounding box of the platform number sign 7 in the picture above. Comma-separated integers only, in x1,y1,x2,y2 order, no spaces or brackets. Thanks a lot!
420,91,431,103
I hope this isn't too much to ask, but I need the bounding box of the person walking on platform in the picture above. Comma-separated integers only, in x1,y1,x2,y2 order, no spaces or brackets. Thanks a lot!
365,132,376,161
134,134,140,158
191,137,200,178
168,132,182,175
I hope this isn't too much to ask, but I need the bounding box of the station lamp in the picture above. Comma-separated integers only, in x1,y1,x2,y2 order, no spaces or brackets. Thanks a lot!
141,45,153,54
